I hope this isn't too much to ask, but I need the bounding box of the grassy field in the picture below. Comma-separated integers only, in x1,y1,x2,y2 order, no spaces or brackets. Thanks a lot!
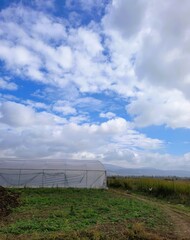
108,177,190,205
0,188,172,240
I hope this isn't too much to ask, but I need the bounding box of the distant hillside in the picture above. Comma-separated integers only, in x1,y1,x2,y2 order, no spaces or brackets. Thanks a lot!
104,164,190,178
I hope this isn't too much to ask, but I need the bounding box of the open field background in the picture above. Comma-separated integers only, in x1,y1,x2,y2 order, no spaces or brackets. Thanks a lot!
1,177,190,240
108,177,190,206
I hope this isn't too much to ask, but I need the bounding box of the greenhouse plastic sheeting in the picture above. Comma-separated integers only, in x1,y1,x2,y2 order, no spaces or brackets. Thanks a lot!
0,159,107,188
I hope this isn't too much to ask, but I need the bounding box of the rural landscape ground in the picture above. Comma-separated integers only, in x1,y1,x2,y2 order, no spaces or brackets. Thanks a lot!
0,177,190,240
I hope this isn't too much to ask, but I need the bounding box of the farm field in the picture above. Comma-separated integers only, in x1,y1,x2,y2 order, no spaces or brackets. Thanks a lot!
0,184,190,240
108,177,190,206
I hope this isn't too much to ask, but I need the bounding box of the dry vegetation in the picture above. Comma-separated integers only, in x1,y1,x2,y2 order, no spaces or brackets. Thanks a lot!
108,177,190,205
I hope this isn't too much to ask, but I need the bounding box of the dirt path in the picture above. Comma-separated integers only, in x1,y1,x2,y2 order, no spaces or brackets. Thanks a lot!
110,189,190,240
164,207,190,240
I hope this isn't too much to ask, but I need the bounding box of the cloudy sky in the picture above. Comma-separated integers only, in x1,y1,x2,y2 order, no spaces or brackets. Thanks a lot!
0,0,190,170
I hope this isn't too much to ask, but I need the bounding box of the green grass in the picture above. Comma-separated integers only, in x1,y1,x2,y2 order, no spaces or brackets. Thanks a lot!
0,188,169,239
108,177,190,205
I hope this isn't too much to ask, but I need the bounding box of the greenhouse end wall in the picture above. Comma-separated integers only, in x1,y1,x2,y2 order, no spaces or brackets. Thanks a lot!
0,160,107,189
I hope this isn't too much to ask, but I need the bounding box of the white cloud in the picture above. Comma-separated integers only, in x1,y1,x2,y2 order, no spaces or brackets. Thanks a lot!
53,101,77,115
32,0,55,11
1,1,190,169
0,101,66,127
133,1,190,97
0,43,41,69
127,86,190,128
32,16,66,41
0,103,163,163
24,100,49,110
66,0,106,12
0,93,19,102
0,4,138,96
57,46,73,69
51,97,103,116
0,4,137,114
68,115,89,124
100,112,116,119
75,97,102,110
0,78,17,90
102,0,190,128
0,101,189,170
77,28,103,57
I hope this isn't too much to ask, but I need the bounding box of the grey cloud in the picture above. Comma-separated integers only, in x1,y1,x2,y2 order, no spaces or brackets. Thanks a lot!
0,101,36,127
0,101,66,127
103,0,148,38
135,0,190,95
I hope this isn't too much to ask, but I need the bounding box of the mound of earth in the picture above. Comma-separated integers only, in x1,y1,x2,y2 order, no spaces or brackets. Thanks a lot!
0,186,20,217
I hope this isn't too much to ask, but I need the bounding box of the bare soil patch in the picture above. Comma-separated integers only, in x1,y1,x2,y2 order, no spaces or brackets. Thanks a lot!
163,207,190,240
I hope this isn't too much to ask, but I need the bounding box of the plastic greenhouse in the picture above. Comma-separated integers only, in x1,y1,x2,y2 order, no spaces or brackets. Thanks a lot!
0,159,107,188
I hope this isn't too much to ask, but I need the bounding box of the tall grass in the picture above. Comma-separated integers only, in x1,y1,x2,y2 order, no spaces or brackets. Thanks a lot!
108,177,190,205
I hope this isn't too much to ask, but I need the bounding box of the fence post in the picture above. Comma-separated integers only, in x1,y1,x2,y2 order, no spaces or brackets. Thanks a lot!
18,169,21,187
42,170,44,188
86,170,88,188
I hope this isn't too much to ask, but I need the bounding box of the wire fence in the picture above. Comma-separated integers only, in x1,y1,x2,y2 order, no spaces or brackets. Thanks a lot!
0,169,107,188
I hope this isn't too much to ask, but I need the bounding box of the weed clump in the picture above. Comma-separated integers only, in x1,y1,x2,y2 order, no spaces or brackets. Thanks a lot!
0,186,20,217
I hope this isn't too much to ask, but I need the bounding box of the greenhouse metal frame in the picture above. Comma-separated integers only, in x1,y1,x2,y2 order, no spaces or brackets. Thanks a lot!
0,159,107,188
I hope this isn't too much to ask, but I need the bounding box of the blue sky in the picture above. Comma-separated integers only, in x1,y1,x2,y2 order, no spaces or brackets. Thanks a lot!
0,0,190,170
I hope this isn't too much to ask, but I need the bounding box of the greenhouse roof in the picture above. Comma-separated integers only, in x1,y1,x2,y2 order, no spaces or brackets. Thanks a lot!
0,159,105,171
